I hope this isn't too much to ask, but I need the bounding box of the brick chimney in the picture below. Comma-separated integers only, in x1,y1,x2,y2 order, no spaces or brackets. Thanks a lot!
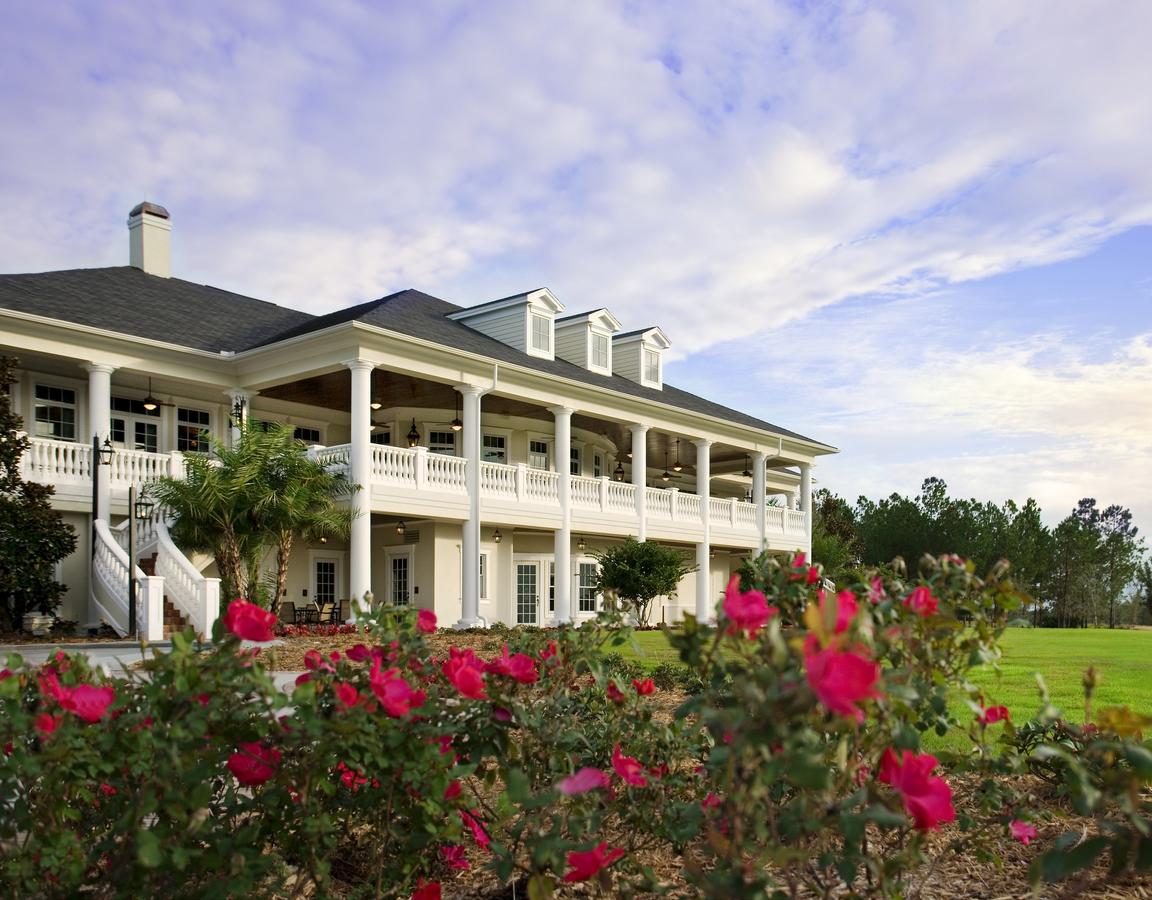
127,201,171,278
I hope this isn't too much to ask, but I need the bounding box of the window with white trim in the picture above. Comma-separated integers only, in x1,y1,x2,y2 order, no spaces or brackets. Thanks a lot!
33,384,76,441
428,430,456,456
570,446,581,476
177,408,211,453
479,553,487,600
591,332,609,369
548,562,555,613
294,426,321,445
643,348,660,384
528,439,549,470
578,562,598,613
531,313,551,353
593,453,603,478
111,396,160,453
482,434,506,463
370,429,391,446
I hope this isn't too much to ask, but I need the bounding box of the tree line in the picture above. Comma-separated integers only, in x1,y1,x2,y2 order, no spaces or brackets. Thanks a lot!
813,476,1150,628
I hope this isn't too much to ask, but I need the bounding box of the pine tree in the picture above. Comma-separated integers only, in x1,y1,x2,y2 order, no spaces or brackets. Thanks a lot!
0,356,78,628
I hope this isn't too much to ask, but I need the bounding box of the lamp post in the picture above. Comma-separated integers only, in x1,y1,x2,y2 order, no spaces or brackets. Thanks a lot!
90,435,114,559
127,485,155,638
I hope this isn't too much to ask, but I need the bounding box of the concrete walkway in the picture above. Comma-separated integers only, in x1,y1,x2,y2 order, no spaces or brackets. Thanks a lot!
0,640,302,691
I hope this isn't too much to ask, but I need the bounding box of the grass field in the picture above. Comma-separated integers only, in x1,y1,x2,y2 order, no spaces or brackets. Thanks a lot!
614,627,1152,749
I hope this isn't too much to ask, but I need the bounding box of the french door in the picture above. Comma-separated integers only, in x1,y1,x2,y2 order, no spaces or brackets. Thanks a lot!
515,562,540,625
386,548,413,607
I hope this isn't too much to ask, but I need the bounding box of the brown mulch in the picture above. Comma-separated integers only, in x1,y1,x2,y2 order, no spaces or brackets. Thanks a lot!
0,631,125,645
263,630,512,672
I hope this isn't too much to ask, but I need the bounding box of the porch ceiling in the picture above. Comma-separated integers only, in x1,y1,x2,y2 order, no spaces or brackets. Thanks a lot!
259,370,791,470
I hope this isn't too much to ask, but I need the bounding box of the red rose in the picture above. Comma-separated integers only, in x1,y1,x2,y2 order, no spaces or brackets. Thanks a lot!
611,744,648,787
35,712,61,736
485,645,539,683
62,684,115,723
632,678,655,695
819,588,859,634
416,609,437,633
558,767,612,795
442,647,487,698
370,665,426,718
903,586,938,617
878,748,955,830
227,742,281,786
722,575,777,638
223,599,278,642
411,879,441,900
978,704,1010,725
563,841,626,882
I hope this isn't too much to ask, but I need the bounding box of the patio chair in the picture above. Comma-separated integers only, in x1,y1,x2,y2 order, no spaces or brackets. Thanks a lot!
318,601,336,624
339,599,350,622
296,603,321,624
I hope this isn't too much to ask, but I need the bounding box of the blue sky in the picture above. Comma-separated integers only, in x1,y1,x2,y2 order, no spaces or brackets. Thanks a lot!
1,1,1149,535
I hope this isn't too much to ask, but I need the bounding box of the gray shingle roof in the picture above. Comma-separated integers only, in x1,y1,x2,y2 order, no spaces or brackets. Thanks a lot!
0,267,312,352
0,267,833,448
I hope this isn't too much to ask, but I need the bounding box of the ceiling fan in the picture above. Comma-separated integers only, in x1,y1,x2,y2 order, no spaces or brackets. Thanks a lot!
141,377,175,411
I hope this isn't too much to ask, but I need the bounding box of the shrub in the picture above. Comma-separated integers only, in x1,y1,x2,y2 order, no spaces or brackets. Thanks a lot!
1,553,1150,897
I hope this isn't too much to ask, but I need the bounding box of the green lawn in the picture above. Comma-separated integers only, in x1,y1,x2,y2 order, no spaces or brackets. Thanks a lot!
615,627,1152,747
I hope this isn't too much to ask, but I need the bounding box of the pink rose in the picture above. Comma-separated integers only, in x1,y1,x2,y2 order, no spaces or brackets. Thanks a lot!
485,645,539,684
1010,819,1038,845
370,665,426,718
62,684,116,723
722,574,777,638
903,586,938,617
612,744,648,787
804,635,882,722
442,647,487,698
223,599,278,642
819,588,859,634
978,704,1010,725
878,748,956,830
416,608,437,633
558,767,612,795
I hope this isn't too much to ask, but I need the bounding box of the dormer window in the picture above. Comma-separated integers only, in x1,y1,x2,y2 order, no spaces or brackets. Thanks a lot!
643,348,660,384
592,332,609,369
531,313,551,354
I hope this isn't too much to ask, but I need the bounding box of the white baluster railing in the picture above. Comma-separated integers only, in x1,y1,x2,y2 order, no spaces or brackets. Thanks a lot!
734,501,757,529
91,519,163,640
374,445,416,485
678,492,703,522
21,434,92,484
107,447,178,486
605,480,635,512
646,487,673,519
785,509,808,537
524,468,559,504
153,517,221,639
481,462,517,499
426,453,467,492
570,475,600,509
765,505,785,536
312,444,351,475
708,497,729,525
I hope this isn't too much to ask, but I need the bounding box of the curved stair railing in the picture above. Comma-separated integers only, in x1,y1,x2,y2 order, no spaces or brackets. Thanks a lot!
92,519,164,640
110,514,221,640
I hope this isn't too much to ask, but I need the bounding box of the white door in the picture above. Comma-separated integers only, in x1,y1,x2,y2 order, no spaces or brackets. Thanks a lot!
313,557,341,607
516,562,540,625
387,548,413,607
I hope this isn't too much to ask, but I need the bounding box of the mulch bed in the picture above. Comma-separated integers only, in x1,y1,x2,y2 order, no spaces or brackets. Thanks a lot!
265,632,1152,898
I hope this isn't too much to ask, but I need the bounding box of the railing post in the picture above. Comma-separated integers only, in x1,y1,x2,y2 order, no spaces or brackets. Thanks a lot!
729,497,737,526
668,487,679,521
515,463,527,502
202,577,222,639
598,476,609,512
143,575,165,641
168,451,184,479
414,446,428,489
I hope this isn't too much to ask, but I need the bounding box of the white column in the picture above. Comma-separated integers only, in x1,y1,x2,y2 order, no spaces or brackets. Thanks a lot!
630,424,649,541
752,449,767,554
799,462,813,550
457,385,485,628
345,360,374,619
693,438,713,621
83,363,116,517
550,406,573,623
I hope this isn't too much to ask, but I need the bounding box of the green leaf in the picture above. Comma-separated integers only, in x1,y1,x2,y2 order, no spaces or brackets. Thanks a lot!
505,767,531,804
1040,836,1108,882
137,829,163,868
863,803,908,829
1123,744,1152,779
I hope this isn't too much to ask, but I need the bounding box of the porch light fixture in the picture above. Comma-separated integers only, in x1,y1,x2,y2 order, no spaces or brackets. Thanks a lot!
142,378,159,412
450,394,463,432
493,529,502,544
613,460,625,482
660,452,672,483
319,535,328,544
96,436,114,466
741,455,753,479
370,396,382,410
396,520,406,537
709,548,716,560
133,491,155,521
406,418,420,447
229,398,246,429
577,535,586,552
673,438,683,473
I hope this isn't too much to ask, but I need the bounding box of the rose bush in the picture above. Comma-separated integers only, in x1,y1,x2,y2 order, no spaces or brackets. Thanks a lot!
0,553,1149,898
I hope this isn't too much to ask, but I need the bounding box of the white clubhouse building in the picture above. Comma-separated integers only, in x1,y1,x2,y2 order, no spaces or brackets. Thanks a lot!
0,203,836,637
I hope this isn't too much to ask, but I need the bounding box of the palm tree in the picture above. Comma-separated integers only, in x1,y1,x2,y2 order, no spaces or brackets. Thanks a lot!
151,422,356,612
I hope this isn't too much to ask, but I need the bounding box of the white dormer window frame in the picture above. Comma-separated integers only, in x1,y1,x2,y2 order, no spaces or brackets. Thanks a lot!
642,347,661,387
529,312,552,357
589,329,611,373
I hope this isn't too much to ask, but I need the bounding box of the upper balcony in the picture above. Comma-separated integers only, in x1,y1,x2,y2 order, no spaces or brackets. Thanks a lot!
22,435,808,551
